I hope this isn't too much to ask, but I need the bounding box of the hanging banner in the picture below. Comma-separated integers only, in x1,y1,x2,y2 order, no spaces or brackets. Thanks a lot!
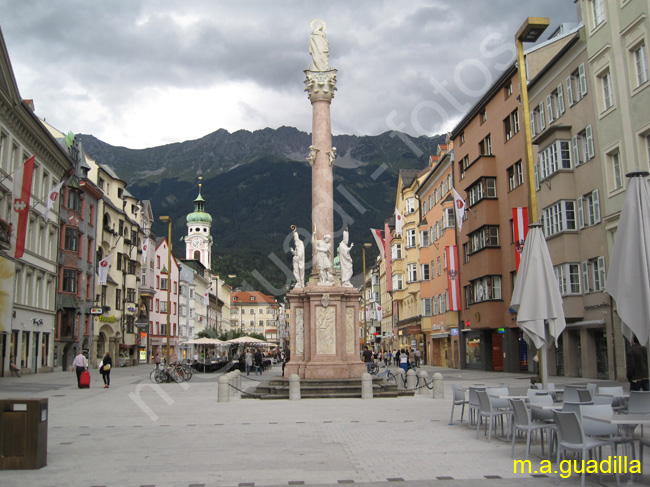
513,207,529,271
446,245,461,311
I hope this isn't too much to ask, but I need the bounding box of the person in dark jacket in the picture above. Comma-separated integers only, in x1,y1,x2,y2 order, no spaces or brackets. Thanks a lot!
101,352,113,388
627,336,649,391
254,349,263,375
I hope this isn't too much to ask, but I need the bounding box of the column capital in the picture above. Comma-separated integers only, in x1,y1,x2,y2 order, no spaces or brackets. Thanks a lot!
304,69,338,103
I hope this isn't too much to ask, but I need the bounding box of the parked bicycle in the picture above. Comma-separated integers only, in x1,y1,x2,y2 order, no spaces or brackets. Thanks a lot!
369,364,398,384
149,363,189,384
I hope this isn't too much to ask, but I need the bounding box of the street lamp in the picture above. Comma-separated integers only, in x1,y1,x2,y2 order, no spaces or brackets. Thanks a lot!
362,243,372,348
515,16,549,223
159,215,172,365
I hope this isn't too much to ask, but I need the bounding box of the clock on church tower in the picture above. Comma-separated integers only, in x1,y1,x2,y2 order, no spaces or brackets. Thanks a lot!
185,181,212,269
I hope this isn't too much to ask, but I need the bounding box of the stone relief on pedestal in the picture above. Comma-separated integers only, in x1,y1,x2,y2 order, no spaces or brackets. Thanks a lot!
338,229,354,287
313,228,334,286
296,308,304,355
316,305,336,355
290,226,305,289
345,308,355,354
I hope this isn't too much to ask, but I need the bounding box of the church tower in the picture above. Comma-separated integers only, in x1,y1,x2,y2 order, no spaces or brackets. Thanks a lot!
184,178,213,269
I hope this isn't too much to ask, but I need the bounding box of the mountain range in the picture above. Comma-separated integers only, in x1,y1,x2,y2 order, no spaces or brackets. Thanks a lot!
79,127,445,297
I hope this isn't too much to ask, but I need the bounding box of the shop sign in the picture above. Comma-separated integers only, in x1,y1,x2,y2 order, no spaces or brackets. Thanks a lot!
90,307,102,315
406,325,422,335
450,328,459,336
99,315,115,323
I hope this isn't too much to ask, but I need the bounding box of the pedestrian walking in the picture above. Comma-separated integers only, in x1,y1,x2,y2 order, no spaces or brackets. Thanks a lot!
72,351,88,388
245,349,253,375
254,349,263,374
362,346,373,374
9,354,21,377
627,336,649,391
399,349,409,373
409,349,417,369
155,352,161,370
415,349,421,367
282,349,290,376
101,352,113,388
386,351,392,367
394,349,400,367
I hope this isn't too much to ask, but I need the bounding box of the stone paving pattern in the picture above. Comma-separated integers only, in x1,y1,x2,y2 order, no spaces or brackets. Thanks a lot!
0,364,645,487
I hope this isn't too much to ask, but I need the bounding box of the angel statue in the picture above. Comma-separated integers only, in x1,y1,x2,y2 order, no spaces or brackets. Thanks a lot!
312,226,334,286
290,226,305,289
338,229,354,287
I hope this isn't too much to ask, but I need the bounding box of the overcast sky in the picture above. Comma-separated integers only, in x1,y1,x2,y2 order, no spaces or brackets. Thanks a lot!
1,1,578,149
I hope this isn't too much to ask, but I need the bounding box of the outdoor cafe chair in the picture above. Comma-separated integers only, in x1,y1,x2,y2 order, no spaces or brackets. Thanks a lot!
476,390,511,441
450,383,468,425
639,437,650,476
627,390,650,435
598,386,626,411
563,385,583,403
486,386,511,410
577,388,593,403
552,410,618,487
580,404,635,459
510,398,552,459
468,386,485,426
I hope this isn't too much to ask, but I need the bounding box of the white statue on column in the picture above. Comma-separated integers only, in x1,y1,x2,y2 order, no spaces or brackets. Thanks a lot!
326,147,337,166
339,229,354,287
313,227,334,286
309,21,330,72
290,226,305,289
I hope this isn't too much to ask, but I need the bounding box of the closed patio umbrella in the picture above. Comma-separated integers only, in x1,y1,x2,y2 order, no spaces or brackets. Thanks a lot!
606,170,650,362
510,224,566,389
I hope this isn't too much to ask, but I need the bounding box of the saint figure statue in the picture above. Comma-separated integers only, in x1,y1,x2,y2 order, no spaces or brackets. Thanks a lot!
309,22,330,72
291,228,305,289
339,229,354,287
313,228,334,285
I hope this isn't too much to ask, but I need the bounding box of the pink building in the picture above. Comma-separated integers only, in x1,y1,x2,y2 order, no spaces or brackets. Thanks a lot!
150,237,180,361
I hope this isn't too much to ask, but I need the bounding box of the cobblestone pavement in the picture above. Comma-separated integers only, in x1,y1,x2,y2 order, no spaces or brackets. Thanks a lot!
0,365,643,487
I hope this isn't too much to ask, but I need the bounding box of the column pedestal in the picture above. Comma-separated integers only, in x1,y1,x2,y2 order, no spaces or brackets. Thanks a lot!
286,285,365,379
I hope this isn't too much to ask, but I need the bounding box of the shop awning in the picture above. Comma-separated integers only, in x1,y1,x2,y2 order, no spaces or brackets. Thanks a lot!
565,319,605,329
430,332,449,339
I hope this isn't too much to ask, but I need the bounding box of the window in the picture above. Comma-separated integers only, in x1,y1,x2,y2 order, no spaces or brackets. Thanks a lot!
468,226,499,253
161,277,169,291
536,102,546,131
64,227,78,252
62,269,77,293
407,263,417,283
422,298,432,317
554,263,582,295
572,126,595,165
601,70,614,111
437,257,441,276
578,190,601,228
116,288,122,310
608,150,623,191
566,64,588,106
421,263,430,280
591,256,606,291
419,229,430,247
66,188,81,212
508,161,524,190
548,86,565,121
405,197,416,214
465,275,502,305
160,300,168,313
406,229,416,248
505,82,513,98
460,155,470,180
391,243,402,260
479,134,492,155
480,108,487,123
634,42,649,87
591,0,605,27
504,109,520,141
467,178,496,206
443,207,455,228
392,274,403,291
543,200,576,237
539,140,572,180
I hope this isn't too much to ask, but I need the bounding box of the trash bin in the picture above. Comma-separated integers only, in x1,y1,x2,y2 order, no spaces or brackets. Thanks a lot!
0,398,48,469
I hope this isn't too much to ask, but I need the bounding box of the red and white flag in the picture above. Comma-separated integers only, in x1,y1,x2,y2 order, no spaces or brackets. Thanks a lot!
384,221,392,292
370,228,385,259
203,282,212,306
512,207,529,271
452,188,466,231
446,245,461,311
12,156,35,259
97,254,113,285
375,304,383,322
394,207,403,235
44,180,64,221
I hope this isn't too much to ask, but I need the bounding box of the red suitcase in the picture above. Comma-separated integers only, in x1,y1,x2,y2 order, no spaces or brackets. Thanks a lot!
80,370,90,388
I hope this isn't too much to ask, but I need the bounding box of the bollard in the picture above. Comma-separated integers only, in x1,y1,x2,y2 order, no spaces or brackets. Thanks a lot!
395,369,405,391
227,372,235,399
417,370,429,395
406,368,417,390
218,375,230,402
432,372,444,399
233,370,242,399
361,372,373,399
289,374,301,401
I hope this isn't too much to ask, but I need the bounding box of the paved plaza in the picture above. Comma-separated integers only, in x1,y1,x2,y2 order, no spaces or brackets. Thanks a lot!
0,365,645,487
